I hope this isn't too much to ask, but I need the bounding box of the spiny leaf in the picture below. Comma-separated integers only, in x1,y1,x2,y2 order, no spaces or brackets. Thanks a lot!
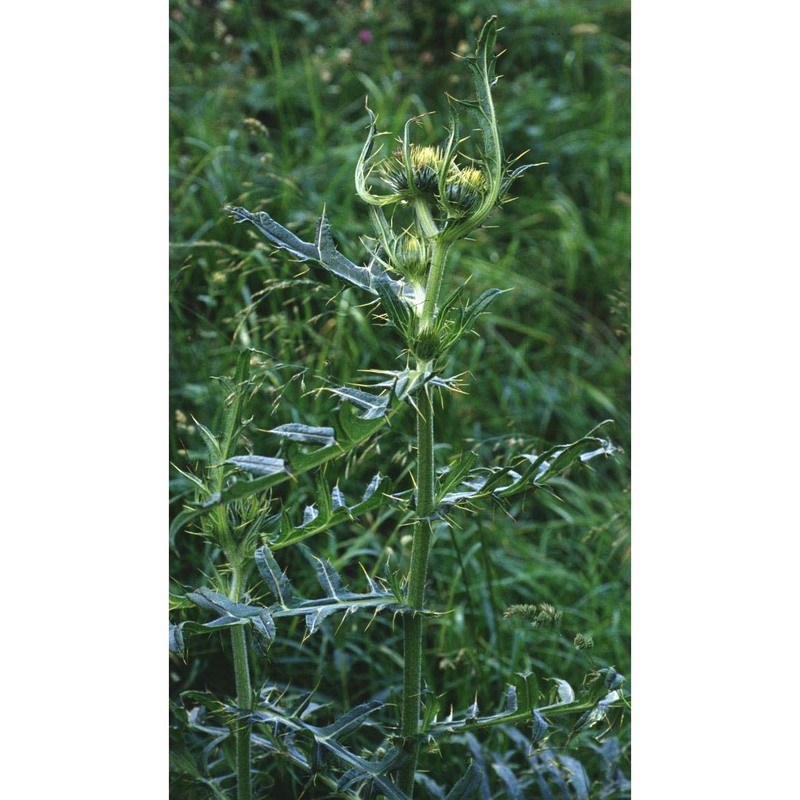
279,508,294,540
325,741,409,800
493,762,524,800
170,506,205,547
254,545,297,609
225,454,287,477
226,205,407,299
220,349,252,457
438,282,468,319
331,484,346,510
249,697,407,799
268,423,336,446
227,205,319,262
531,753,590,800
505,684,518,714
302,505,319,526
329,386,390,420
172,402,401,543
572,690,621,733
316,475,333,521
458,16,501,170
184,589,276,649
258,552,405,626
169,622,185,658
360,473,383,502
202,616,249,629
283,441,341,473
360,566,381,595
504,431,617,492
268,589,405,634
271,474,393,550
531,709,549,745
551,678,576,705
186,587,261,619
219,469,290,504
444,763,483,800
459,287,506,333
437,451,480,501
501,162,536,197
251,611,277,650
316,700,383,740
347,474,391,516
423,669,625,743
515,672,541,711
314,556,347,599
315,210,391,294
375,276,412,333
304,604,343,635
438,424,617,508
337,746,407,797
337,402,390,444
192,418,222,464
601,666,625,691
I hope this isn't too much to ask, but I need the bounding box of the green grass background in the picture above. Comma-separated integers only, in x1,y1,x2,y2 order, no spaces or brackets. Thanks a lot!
170,0,630,795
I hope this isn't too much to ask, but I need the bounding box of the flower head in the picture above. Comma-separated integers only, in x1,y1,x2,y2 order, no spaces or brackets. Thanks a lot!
352,16,534,329
356,17,531,245
380,144,449,198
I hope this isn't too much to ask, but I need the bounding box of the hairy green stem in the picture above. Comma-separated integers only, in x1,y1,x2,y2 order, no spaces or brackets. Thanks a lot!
414,199,451,330
209,445,254,800
399,385,436,796
230,566,253,800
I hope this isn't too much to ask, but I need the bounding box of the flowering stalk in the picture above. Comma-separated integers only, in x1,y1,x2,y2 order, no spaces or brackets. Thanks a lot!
216,16,553,795
209,501,254,800
354,17,532,794
397,385,436,795
355,17,530,343
208,377,255,800
230,577,253,800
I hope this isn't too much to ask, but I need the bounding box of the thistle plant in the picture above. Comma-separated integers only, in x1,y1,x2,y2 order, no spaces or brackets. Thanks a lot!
171,17,625,800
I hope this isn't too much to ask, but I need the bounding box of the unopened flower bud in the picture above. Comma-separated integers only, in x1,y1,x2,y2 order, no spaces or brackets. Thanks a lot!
444,166,486,215
393,232,428,279
411,326,442,360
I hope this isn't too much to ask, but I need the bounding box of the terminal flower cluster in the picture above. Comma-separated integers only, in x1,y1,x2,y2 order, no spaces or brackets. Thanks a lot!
354,17,532,318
